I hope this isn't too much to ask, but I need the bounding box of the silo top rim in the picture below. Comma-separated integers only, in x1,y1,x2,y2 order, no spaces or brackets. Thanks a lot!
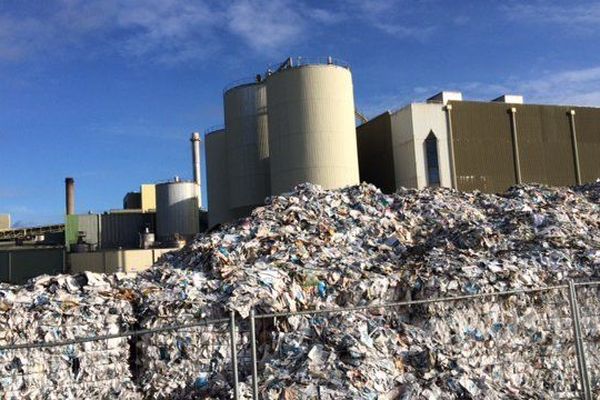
223,77,263,94
265,57,350,77
204,128,225,137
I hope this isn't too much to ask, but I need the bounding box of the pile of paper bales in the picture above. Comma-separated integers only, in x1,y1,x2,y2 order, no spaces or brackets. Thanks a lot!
0,273,139,399
138,182,599,398
0,181,598,399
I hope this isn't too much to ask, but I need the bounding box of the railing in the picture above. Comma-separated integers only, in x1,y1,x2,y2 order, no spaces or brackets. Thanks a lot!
1,280,598,399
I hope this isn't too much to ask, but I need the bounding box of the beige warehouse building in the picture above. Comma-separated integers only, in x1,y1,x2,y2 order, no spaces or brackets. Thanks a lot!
357,92,600,193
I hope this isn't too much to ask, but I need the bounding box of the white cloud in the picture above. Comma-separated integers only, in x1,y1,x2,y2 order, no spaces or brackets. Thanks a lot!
0,0,440,64
227,0,306,51
419,66,600,107
504,1,600,33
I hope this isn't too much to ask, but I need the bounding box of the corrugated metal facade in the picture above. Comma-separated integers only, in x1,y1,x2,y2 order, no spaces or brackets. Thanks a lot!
449,101,519,193
516,105,576,186
101,212,154,249
450,101,600,192
356,112,395,193
575,107,600,183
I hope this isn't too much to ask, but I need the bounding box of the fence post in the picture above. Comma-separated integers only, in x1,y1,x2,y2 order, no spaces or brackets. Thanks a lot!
250,308,259,400
568,280,592,400
230,310,240,400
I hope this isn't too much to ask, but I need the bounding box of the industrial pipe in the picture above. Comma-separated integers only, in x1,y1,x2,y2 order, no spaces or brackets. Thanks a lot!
191,132,202,208
568,110,582,185
508,108,522,185
65,177,75,215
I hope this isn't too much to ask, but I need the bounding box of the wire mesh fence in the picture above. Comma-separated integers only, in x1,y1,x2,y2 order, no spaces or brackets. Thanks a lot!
0,281,598,399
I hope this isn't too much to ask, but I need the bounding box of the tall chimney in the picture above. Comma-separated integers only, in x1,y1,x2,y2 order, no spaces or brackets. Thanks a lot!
65,177,75,215
191,132,202,208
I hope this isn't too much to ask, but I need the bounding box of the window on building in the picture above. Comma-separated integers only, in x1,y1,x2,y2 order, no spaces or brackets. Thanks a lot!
425,131,440,187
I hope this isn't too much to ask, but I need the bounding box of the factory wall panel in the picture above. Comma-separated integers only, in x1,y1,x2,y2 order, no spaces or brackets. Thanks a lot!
0,214,10,230
224,83,270,208
77,214,100,247
267,65,360,194
410,103,452,188
206,129,235,228
516,105,576,186
0,248,64,284
0,252,9,281
574,107,600,183
101,212,154,249
141,184,156,212
390,106,418,189
69,248,177,274
450,101,516,193
356,112,395,193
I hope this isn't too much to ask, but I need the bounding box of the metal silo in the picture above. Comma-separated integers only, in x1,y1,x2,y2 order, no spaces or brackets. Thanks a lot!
205,129,234,228
224,81,270,208
266,58,360,194
155,179,199,243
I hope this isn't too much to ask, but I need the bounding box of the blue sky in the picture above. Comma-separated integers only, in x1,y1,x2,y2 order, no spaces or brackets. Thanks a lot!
1,0,600,226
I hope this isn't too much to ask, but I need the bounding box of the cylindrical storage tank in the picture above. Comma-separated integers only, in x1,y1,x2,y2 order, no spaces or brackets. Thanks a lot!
205,129,234,228
155,181,199,242
224,82,270,208
266,63,360,194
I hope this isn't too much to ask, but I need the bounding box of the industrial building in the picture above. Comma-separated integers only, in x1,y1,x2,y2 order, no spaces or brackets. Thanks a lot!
357,92,600,193
206,57,360,227
1,135,207,283
205,57,600,229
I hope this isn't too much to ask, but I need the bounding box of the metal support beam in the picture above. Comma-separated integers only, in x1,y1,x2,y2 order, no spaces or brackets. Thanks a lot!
444,104,458,189
568,280,592,400
230,310,240,400
508,108,522,185
567,110,582,185
250,308,259,400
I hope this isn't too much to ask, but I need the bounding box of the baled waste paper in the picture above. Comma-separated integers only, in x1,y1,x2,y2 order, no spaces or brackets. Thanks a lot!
0,273,139,399
138,181,599,398
0,181,599,399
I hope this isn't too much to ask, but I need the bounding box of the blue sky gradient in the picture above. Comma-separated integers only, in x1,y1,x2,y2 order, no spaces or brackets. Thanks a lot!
1,0,600,226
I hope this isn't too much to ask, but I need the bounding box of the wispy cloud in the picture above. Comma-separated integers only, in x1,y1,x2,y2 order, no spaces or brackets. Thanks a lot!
0,0,442,65
503,1,600,33
363,65,600,116
227,0,306,51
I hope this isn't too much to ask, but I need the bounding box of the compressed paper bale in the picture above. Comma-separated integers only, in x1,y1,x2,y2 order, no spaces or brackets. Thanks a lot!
0,273,140,400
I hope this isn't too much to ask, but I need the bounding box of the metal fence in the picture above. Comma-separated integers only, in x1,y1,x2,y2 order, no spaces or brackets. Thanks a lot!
1,280,598,399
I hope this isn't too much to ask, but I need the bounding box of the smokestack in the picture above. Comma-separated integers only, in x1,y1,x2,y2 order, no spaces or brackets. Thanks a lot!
191,132,202,208
65,177,75,215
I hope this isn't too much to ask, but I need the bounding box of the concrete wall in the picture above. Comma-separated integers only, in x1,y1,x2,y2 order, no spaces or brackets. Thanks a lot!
141,184,156,212
410,103,452,188
390,105,417,189
69,248,176,274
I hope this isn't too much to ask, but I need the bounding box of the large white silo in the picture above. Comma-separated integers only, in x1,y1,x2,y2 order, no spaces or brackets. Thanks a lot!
205,129,234,228
266,61,360,194
155,180,199,242
224,82,270,209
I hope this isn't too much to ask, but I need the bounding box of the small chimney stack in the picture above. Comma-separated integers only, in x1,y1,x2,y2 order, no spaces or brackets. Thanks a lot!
191,132,202,208
65,177,75,215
